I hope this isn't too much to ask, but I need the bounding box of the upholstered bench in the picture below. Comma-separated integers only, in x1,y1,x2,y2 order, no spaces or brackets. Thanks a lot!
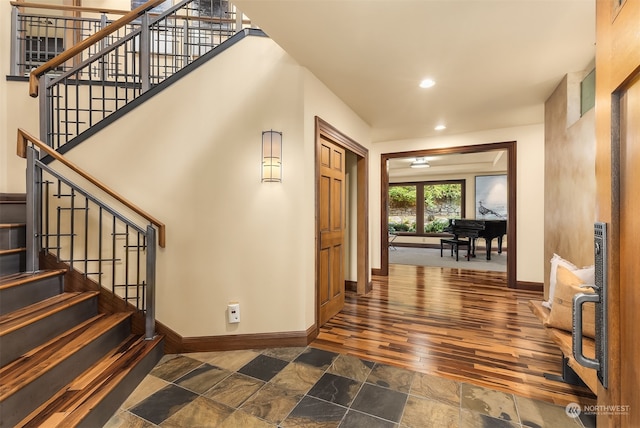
440,238,470,261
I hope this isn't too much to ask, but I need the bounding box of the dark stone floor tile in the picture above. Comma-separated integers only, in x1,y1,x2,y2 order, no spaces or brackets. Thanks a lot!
307,373,362,407
238,354,289,382
174,363,231,394
295,347,338,369
339,410,397,428
129,384,198,425
240,383,302,424
262,346,307,361
579,411,597,428
204,372,265,408
329,354,375,383
149,355,203,382
367,363,414,393
350,383,408,423
281,395,347,427
460,408,520,428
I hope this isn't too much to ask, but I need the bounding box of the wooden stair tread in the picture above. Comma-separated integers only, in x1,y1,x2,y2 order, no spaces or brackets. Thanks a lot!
0,269,66,290
0,291,98,336
17,334,163,428
0,311,132,401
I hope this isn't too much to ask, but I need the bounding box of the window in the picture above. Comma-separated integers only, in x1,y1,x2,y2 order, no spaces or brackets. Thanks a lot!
24,36,64,72
388,185,417,232
581,69,595,116
389,180,464,234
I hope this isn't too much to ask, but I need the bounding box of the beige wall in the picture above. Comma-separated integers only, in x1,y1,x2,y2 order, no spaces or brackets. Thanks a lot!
0,2,565,334
58,36,371,337
1,1,18,193
371,124,546,283
544,73,596,298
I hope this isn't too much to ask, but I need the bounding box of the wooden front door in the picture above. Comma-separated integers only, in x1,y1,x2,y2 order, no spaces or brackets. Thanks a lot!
318,137,346,325
617,76,640,427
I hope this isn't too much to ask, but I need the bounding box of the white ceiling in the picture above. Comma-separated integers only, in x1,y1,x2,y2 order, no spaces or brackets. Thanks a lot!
233,0,596,143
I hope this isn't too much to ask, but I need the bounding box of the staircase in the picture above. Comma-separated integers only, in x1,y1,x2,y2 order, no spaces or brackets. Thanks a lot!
0,194,164,428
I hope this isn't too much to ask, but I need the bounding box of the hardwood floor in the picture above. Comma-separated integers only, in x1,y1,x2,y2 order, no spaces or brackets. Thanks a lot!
311,264,596,407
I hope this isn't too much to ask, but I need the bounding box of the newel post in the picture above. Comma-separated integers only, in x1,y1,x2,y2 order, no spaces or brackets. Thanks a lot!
145,224,156,340
140,13,151,93
25,146,42,271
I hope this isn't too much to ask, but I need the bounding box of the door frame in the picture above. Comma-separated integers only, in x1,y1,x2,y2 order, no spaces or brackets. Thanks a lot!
379,141,517,289
315,117,369,329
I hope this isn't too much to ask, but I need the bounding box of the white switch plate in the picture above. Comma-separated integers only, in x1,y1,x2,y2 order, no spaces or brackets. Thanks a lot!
228,303,240,323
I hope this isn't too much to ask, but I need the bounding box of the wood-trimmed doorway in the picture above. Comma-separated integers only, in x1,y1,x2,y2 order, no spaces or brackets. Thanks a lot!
379,141,517,289
315,117,369,329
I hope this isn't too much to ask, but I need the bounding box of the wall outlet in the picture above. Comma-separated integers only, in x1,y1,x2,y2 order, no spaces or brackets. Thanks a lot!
228,303,240,323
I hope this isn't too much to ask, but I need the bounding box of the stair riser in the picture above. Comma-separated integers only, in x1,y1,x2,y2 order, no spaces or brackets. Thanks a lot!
0,296,97,368
0,251,26,275
0,317,131,428
0,226,26,251
0,274,65,316
77,339,164,428
0,203,26,224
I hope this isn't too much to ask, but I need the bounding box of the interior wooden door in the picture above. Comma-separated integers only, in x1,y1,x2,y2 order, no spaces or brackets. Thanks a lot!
618,76,640,427
318,137,346,325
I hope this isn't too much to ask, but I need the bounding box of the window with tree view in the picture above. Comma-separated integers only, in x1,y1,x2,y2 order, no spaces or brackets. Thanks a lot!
389,181,464,234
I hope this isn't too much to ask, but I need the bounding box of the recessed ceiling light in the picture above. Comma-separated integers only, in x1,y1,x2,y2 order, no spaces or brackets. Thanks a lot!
410,158,430,168
419,79,436,89
434,124,446,131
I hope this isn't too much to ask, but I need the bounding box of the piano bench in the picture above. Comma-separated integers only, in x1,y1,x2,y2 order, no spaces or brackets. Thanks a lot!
440,238,471,261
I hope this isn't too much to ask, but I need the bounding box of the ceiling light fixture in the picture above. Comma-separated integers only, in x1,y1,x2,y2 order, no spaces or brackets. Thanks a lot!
410,158,430,168
419,78,436,89
434,124,446,131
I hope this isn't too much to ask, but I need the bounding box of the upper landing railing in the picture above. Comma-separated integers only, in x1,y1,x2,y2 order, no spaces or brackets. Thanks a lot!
13,0,250,150
10,1,142,77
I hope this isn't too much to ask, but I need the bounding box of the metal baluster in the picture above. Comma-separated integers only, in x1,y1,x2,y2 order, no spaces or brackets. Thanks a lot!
10,7,20,76
136,231,142,311
145,226,156,340
43,178,50,253
98,207,103,287
111,216,116,296
83,196,89,277
124,224,130,305
26,146,40,271
39,75,49,145
69,188,75,270
141,13,150,92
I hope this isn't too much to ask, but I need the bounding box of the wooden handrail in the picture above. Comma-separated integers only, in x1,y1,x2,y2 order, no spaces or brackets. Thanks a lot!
28,0,167,98
10,1,250,23
17,128,166,248
10,1,131,16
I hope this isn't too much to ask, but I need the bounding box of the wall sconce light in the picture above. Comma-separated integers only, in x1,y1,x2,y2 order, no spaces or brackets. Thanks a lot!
262,130,282,182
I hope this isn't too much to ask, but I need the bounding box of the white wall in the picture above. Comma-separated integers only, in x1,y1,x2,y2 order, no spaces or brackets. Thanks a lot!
1,2,545,338
60,35,371,337
371,124,545,283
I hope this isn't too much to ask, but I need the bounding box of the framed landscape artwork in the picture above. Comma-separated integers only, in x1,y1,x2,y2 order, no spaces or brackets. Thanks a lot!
475,175,507,219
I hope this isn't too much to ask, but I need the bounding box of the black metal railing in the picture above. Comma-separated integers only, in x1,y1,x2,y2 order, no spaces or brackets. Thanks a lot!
10,4,140,77
20,131,161,339
32,0,247,149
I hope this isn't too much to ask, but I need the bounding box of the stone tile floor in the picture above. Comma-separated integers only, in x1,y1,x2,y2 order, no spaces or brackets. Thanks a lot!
104,346,596,428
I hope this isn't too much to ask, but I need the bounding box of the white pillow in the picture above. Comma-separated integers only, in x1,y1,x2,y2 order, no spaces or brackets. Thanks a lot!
543,253,594,308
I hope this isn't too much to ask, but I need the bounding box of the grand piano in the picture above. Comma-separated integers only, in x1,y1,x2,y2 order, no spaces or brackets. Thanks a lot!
444,219,507,260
